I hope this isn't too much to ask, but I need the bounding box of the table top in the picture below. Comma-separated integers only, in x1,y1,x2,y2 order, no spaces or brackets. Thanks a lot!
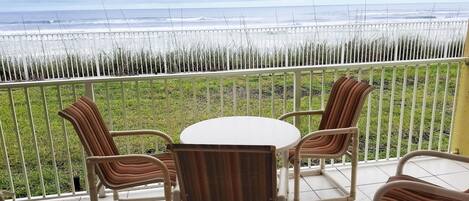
180,116,301,152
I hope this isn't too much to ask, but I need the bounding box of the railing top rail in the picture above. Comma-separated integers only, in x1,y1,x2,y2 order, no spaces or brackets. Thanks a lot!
0,20,467,37
0,57,465,89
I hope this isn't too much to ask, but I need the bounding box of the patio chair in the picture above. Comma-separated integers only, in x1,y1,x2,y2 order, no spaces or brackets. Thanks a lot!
167,144,277,201
58,96,177,201
279,76,373,201
373,150,469,201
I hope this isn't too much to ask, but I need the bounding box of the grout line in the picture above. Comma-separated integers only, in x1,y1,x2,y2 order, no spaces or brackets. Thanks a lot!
300,175,322,198
408,161,434,177
375,165,392,177
435,171,469,191
412,159,467,177
420,175,459,190
357,183,385,201
373,164,392,178
357,189,372,201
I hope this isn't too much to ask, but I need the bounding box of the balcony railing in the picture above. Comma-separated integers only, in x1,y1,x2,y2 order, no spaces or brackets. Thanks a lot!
0,20,468,201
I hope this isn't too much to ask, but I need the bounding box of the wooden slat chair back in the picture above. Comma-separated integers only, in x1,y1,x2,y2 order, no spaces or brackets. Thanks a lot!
59,97,121,183
59,97,176,201
168,144,277,201
300,76,374,158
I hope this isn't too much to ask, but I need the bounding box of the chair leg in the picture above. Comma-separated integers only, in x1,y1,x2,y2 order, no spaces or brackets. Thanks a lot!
350,133,359,200
97,181,106,198
164,181,172,201
293,156,301,201
172,188,180,201
86,162,98,201
320,158,326,173
113,190,119,201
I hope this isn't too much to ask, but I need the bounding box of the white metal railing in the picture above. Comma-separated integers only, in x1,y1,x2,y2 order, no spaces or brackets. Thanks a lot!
0,57,463,200
0,20,467,82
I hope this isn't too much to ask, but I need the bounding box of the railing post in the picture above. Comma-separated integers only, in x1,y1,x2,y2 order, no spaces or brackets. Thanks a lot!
451,22,469,155
84,82,95,101
293,71,301,127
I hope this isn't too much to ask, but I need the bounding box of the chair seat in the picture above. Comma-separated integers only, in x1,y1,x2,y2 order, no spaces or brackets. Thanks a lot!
382,175,467,201
288,135,347,161
106,153,177,187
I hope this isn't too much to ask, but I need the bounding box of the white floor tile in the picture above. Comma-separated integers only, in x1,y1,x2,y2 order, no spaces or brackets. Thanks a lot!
288,191,320,201
313,188,342,200
127,188,165,199
339,165,389,185
455,161,469,170
47,197,83,201
419,176,456,190
303,175,338,190
355,189,371,201
413,158,467,175
315,188,345,200
323,167,351,187
377,161,431,178
437,172,469,191
76,195,114,201
289,177,313,192
358,183,386,200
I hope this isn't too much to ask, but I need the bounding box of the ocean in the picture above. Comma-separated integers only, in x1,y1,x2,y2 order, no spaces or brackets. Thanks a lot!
0,2,468,33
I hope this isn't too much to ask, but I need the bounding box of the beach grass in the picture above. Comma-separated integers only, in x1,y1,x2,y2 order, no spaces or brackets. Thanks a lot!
0,35,462,82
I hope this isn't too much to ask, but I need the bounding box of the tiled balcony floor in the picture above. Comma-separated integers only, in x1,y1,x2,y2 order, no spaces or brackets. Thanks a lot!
45,157,469,201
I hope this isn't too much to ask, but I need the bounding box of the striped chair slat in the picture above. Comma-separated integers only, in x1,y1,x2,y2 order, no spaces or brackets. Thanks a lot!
169,144,277,201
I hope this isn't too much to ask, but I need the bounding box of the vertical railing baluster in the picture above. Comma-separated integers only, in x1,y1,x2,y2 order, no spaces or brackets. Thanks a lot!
220,77,224,116
258,75,261,116
41,86,61,195
293,71,301,127
207,78,212,113
8,88,32,198
321,70,325,109
233,79,237,115
386,67,397,159
428,64,440,150
396,66,408,159
24,87,46,196
283,73,287,114
57,85,76,193
0,119,15,200
375,67,385,161
438,64,450,151
407,65,419,153
246,76,250,115
120,81,130,153
364,68,373,162
271,74,275,118
417,65,430,150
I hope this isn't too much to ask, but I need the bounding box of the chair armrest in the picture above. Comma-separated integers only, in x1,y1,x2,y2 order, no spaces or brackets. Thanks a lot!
109,129,174,144
396,150,469,176
373,180,469,201
278,110,324,120
295,127,358,157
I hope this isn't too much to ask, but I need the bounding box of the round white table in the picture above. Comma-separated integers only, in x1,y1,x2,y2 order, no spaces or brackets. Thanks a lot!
180,116,300,201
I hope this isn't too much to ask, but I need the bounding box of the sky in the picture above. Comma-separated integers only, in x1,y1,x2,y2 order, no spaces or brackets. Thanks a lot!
0,0,468,12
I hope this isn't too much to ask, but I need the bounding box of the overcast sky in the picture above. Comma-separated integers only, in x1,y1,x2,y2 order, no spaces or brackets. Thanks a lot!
0,0,467,12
